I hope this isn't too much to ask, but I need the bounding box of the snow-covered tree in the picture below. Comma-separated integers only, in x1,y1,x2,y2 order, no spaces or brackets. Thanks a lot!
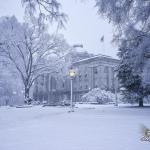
0,62,24,105
95,0,150,106
0,16,70,103
117,28,150,106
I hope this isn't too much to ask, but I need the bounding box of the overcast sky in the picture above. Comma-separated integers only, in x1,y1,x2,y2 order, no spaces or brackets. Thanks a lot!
0,0,118,58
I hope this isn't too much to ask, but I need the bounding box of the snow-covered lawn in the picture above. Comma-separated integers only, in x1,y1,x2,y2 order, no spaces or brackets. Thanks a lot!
0,104,150,150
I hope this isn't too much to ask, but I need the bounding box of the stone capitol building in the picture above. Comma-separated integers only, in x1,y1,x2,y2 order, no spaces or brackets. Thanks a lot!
33,53,119,104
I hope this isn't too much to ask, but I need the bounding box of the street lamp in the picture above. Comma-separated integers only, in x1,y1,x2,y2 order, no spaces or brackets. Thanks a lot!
69,68,76,112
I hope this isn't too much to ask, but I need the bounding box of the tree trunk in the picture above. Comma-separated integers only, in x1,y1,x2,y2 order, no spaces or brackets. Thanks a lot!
24,87,30,104
138,97,143,107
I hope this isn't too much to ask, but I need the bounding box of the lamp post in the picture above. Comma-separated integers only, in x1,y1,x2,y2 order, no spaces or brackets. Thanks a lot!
69,68,76,112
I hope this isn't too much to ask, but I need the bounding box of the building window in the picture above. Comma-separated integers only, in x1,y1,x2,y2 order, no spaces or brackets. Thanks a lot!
85,74,88,78
79,85,82,90
93,67,98,74
74,86,77,91
103,66,109,89
84,74,88,81
85,85,88,89
79,75,82,81
104,66,108,73
62,82,65,88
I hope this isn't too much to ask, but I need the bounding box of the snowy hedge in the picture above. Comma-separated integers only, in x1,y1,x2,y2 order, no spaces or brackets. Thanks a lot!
81,88,115,104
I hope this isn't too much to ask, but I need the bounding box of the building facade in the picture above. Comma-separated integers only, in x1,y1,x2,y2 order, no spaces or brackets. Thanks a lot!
33,55,119,103
71,55,119,101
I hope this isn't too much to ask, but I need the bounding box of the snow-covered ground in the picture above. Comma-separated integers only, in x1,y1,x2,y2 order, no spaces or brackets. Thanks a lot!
0,104,150,150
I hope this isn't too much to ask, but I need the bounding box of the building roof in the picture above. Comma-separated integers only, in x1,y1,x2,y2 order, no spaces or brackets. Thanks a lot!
72,54,119,66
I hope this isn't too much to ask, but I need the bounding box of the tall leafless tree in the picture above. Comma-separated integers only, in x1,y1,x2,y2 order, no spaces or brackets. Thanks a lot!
0,16,70,102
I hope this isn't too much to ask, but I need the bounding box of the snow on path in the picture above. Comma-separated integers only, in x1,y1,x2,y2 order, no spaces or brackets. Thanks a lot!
0,105,150,150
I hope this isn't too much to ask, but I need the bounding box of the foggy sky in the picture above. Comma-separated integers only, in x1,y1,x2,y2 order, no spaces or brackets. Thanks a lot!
0,0,118,58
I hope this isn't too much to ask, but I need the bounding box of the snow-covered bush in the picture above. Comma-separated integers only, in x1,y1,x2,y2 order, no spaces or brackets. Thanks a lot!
81,88,115,104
